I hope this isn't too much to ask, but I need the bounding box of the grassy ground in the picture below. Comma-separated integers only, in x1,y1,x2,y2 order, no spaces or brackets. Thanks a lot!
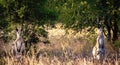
0,28,120,65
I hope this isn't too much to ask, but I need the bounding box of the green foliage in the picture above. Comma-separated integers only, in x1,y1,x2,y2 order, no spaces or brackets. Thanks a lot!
48,0,120,41
0,0,120,42
47,0,98,30
0,20,8,29
0,0,58,43
0,4,8,29
113,40,120,47
2,24,14,42
37,28,48,38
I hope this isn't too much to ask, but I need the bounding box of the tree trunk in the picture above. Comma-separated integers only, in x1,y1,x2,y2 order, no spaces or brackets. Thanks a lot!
107,25,111,40
104,16,112,40
112,11,118,41
112,0,119,41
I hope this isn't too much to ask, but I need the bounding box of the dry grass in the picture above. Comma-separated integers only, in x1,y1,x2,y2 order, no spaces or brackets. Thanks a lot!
2,53,120,65
0,28,120,65
1,38,120,65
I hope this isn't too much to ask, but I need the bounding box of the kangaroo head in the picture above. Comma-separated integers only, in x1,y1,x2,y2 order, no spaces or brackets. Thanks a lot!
100,27,103,32
16,27,23,38
97,27,104,35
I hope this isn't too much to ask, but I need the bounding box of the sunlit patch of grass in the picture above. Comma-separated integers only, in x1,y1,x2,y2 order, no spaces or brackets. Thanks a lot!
1,27,120,65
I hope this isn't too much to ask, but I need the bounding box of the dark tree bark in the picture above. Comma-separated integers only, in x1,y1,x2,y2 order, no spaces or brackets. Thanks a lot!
112,12,118,41
106,25,111,40
104,16,112,40
112,0,119,41
99,0,113,40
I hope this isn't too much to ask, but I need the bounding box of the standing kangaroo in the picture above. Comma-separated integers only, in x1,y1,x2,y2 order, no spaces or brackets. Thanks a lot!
92,27,105,63
12,27,25,61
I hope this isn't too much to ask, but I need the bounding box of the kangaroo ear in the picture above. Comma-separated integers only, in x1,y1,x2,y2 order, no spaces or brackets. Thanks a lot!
16,27,18,31
21,24,23,31
21,28,23,31
97,24,101,29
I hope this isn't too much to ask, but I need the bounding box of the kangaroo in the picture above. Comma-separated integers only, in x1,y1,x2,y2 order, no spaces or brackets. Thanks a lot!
92,27,105,63
12,27,25,61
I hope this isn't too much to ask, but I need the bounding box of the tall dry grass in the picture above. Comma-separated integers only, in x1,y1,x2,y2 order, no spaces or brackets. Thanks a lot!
1,38,120,65
2,50,120,65
0,27,120,65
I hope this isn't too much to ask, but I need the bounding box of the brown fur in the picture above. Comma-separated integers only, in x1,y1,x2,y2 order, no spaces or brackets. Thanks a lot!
12,27,25,61
92,27,105,63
